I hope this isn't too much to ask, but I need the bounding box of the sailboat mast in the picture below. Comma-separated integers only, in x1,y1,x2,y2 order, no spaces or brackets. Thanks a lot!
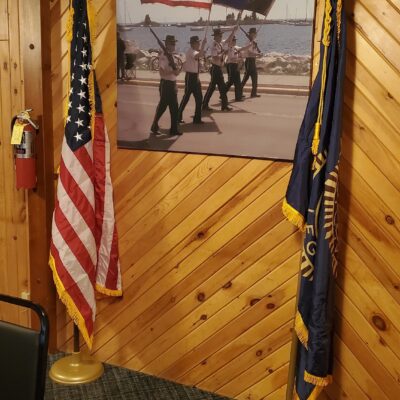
305,0,308,21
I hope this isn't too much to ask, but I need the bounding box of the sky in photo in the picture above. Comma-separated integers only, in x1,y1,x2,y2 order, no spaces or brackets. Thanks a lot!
117,0,315,24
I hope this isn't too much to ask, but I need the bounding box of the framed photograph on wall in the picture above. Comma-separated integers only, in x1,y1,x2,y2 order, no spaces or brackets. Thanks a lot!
116,0,315,161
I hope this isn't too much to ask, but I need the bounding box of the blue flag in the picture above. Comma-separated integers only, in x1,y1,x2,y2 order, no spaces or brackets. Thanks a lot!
212,0,275,15
282,1,346,399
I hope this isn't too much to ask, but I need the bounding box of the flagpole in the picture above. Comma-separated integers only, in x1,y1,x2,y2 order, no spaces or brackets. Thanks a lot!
204,0,213,38
256,13,268,34
286,252,304,399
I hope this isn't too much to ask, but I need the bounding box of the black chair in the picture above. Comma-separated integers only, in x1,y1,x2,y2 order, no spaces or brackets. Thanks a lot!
0,293,49,400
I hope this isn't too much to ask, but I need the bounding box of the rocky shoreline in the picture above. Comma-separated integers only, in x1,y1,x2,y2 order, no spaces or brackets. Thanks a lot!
256,52,311,75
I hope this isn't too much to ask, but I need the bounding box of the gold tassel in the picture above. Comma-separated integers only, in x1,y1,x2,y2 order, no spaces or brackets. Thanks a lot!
312,122,321,155
65,5,74,43
89,69,96,136
87,0,96,48
336,0,342,44
311,0,332,156
304,371,333,387
282,199,306,231
49,254,94,349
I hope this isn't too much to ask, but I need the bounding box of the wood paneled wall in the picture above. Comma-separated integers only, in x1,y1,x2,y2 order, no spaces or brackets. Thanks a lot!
0,0,55,342
51,0,400,398
0,0,30,326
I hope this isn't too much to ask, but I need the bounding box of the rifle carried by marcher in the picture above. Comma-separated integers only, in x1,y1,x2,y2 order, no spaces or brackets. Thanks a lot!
239,26,262,54
149,27,177,70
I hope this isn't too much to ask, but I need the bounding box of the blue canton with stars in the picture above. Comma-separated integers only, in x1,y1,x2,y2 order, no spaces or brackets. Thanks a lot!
66,0,93,151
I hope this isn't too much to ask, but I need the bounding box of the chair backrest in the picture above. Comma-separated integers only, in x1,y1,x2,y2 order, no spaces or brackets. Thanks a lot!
0,294,49,400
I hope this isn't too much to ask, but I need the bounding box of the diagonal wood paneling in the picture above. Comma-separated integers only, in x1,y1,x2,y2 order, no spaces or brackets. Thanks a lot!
51,0,400,398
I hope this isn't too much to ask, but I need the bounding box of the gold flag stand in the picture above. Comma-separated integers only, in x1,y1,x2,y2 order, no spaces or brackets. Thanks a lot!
49,324,104,384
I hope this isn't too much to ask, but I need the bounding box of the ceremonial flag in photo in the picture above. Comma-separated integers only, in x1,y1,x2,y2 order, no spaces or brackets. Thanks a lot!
141,0,212,9
49,0,122,349
282,0,346,398
213,0,276,15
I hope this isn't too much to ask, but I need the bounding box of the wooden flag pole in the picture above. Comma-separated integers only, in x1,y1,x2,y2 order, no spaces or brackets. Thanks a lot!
286,257,303,399
204,0,214,38
256,13,268,34
73,322,80,352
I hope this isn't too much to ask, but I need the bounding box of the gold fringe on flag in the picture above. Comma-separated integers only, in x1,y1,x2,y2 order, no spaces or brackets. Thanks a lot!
49,254,94,349
282,198,306,231
95,283,123,297
86,0,97,136
64,3,74,126
304,371,333,386
295,311,309,349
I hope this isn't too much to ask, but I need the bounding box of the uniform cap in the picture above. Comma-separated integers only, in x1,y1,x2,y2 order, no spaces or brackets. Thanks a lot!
164,35,178,43
190,35,200,44
212,28,223,36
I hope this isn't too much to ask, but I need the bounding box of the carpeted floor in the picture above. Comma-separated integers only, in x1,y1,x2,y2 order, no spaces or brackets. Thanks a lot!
45,354,232,400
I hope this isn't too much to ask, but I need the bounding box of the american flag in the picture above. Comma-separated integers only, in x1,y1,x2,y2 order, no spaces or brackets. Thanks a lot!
140,0,212,9
49,0,122,349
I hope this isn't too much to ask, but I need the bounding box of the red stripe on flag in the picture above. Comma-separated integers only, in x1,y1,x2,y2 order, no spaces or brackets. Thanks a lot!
93,114,106,250
50,241,94,337
141,0,212,8
54,201,96,283
105,226,120,290
74,146,95,186
59,158,96,237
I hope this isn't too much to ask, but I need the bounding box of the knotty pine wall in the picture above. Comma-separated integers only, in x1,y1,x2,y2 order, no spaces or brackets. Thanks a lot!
0,0,55,344
51,0,400,398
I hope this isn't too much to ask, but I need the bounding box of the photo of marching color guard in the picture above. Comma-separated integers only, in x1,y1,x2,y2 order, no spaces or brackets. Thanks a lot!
117,0,315,160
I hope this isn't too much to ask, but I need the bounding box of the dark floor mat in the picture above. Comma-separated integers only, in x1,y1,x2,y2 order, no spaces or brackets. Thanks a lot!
45,353,232,400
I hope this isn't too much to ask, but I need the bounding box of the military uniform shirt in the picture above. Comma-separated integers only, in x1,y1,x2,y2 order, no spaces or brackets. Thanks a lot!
183,48,199,73
226,46,240,64
159,51,177,81
242,40,259,58
210,40,228,67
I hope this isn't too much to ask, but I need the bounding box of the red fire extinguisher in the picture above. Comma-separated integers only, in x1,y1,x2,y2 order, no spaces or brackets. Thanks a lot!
11,109,39,190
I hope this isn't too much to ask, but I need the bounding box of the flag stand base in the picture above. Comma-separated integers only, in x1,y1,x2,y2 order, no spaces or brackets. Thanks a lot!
49,351,104,385
49,323,104,384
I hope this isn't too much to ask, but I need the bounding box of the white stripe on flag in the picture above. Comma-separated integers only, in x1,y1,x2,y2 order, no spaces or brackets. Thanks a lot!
62,141,95,200
57,180,97,267
95,125,120,290
52,219,97,316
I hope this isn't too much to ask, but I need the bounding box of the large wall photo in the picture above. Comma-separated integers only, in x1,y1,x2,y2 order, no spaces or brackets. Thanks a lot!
116,0,315,160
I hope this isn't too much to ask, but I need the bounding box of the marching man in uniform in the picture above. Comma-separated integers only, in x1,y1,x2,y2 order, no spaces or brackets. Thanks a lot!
241,27,261,98
225,36,254,102
151,35,181,136
202,27,237,112
178,35,207,125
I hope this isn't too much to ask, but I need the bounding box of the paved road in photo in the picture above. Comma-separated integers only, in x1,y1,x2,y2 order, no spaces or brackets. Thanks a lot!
117,84,308,160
